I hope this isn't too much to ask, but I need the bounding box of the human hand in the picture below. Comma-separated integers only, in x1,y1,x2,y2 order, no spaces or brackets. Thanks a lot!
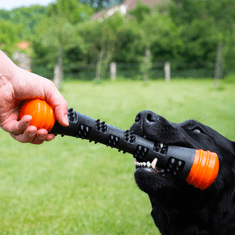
0,50,69,144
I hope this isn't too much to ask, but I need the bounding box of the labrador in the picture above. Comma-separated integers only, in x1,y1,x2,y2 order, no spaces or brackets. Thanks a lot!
130,110,235,235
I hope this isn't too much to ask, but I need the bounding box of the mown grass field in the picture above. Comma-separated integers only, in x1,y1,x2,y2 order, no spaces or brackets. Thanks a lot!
0,79,235,235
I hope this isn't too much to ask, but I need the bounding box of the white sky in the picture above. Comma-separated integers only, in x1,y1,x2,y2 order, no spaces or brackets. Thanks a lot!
0,0,56,10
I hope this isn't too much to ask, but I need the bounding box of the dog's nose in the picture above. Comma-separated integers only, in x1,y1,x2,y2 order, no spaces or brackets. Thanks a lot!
135,110,160,123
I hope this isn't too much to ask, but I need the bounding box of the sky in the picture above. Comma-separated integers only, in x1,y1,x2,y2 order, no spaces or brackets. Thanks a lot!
0,0,56,10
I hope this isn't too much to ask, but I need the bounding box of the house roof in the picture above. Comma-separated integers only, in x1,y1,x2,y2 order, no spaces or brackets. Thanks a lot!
91,0,164,20
17,41,31,50
125,0,162,10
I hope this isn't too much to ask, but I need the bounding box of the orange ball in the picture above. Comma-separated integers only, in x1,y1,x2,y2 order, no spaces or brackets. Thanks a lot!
19,99,55,132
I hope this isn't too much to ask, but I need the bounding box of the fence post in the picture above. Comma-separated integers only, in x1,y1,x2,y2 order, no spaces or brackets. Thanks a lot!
110,62,117,81
54,64,62,90
214,42,223,88
96,49,104,81
164,61,171,82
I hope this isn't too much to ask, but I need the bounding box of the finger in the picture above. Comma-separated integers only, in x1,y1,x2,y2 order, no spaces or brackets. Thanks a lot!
10,125,37,143
3,115,32,135
12,128,55,144
46,134,56,141
45,82,69,127
31,129,48,145
31,132,55,144
24,126,37,142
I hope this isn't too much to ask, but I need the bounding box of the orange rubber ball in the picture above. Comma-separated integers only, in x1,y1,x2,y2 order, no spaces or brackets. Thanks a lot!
19,99,55,132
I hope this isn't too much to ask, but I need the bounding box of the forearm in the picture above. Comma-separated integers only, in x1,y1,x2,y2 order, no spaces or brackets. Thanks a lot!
0,50,18,80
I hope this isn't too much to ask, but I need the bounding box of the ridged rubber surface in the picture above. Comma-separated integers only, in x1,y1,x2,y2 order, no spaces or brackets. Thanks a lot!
186,150,219,190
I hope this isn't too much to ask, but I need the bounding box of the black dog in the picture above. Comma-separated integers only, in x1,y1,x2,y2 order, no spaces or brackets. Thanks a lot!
130,110,235,235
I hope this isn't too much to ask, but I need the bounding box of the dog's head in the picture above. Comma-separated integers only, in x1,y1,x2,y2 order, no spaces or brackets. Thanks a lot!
130,110,235,234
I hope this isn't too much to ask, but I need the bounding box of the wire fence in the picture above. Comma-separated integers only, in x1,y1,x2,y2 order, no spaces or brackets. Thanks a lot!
32,62,215,81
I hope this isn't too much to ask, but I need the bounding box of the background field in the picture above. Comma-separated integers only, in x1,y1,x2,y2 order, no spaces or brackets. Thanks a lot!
0,79,235,235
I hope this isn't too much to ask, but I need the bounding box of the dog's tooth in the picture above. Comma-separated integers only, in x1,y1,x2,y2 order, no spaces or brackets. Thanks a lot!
143,162,147,167
151,158,158,169
147,161,151,168
160,143,164,148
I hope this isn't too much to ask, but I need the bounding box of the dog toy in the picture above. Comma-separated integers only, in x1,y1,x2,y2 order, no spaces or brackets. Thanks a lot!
20,99,55,132
19,99,219,190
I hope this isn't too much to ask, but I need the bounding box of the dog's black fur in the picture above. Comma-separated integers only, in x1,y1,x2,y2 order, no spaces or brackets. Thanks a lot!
130,110,235,235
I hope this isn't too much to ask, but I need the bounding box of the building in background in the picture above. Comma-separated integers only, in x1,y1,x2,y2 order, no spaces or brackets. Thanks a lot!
13,41,31,71
91,0,164,20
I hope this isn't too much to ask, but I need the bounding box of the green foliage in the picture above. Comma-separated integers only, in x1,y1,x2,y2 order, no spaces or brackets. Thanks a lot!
223,74,235,84
114,19,144,63
129,0,151,24
0,9,11,20
0,20,19,55
2,0,235,78
128,3,181,80
75,20,102,64
0,6,46,40
32,0,93,72
169,0,235,71
98,13,125,79
34,17,79,66
46,0,94,25
75,13,125,80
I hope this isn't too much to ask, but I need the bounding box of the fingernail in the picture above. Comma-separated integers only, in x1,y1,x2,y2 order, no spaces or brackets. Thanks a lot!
63,115,69,126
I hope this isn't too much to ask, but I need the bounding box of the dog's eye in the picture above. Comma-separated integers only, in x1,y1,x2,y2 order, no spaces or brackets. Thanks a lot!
192,128,203,133
193,129,201,133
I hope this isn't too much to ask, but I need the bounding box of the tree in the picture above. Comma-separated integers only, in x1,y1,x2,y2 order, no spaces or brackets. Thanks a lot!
76,12,124,81
34,16,84,89
129,2,180,81
128,2,152,81
114,19,144,64
47,0,94,25
0,20,19,56
0,6,46,40
95,13,124,81
33,0,94,89
169,0,235,83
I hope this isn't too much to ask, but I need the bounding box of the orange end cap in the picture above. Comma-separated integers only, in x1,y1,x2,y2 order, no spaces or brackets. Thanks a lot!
19,99,55,132
186,149,219,190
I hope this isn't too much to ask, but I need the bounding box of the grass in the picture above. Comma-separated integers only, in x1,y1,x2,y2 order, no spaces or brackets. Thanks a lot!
0,79,235,235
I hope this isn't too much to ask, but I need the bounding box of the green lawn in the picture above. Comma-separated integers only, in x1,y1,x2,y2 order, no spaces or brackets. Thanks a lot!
0,79,235,235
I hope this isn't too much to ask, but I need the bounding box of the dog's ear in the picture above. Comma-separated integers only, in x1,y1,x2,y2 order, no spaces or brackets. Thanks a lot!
233,141,235,155
214,136,235,156
199,124,235,155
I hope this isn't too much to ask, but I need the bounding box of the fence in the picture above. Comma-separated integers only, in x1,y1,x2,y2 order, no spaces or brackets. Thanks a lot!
32,62,215,81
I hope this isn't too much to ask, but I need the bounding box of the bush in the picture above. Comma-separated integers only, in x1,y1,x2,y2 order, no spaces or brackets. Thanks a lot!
223,74,235,84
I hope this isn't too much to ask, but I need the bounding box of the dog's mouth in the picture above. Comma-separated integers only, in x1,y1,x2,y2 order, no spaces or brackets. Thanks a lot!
133,134,177,182
134,158,167,176
134,138,170,178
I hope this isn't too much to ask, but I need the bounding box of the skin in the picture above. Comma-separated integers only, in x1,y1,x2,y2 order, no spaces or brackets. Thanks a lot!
0,50,69,144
